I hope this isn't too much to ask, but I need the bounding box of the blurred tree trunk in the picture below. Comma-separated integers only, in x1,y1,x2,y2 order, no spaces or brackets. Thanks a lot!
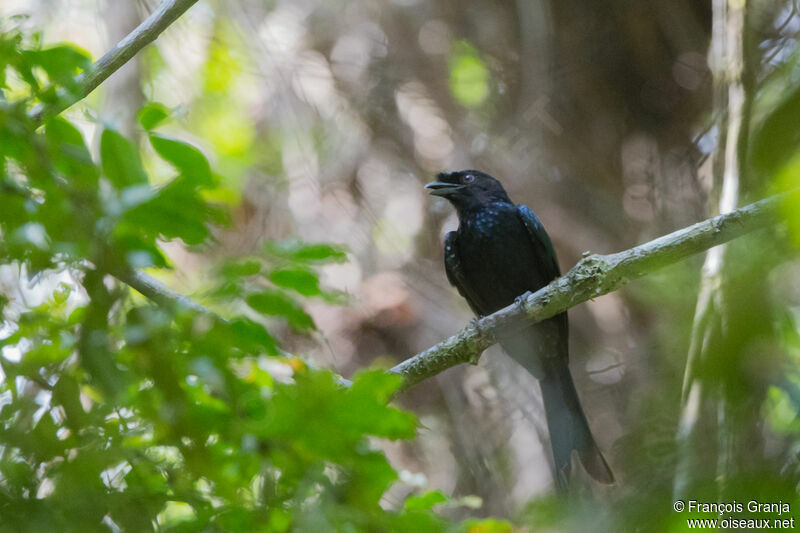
675,0,762,497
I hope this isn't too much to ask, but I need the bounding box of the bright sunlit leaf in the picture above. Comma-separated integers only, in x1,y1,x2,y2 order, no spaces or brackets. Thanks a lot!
138,102,171,130
448,41,489,108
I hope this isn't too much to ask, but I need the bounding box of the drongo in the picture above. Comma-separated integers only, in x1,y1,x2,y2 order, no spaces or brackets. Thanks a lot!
425,170,613,491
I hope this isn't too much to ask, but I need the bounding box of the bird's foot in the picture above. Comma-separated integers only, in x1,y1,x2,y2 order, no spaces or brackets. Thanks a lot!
514,291,532,307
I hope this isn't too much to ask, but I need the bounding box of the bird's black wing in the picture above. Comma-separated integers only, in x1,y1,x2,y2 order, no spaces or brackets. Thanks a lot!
516,206,612,488
516,205,561,280
444,231,491,316
515,204,569,361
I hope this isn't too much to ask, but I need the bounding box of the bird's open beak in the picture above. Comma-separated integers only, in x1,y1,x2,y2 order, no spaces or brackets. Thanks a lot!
424,181,462,197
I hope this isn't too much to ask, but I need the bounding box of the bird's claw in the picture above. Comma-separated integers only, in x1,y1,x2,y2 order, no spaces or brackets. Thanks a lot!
470,316,481,328
515,292,532,307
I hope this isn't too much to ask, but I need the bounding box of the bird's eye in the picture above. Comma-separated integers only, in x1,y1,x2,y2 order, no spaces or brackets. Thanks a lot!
462,174,475,184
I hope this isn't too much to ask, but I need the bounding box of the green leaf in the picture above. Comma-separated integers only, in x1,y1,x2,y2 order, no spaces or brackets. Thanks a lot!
404,490,447,511
765,384,800,435
100,128,148,188
267,509,292,532
111,232,167,268
44,117,98,187
348,369,404,405
19,341,69,374
121,179,214,245
246,291,314,330
751,85,800,177
25,44,90,87
229,317,279,355
773,152,800,248
342,371,417,439
341,449,398,508
292,243,347,262
138,102,171,130
269,268,320,296
220,259,261,278
53,374,87,428
31,411,67,460
157,501,196,528
266,239,348,263
149,134,213,187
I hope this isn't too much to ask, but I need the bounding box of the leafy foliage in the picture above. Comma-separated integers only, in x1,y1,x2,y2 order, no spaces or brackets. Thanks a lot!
0,25,508,532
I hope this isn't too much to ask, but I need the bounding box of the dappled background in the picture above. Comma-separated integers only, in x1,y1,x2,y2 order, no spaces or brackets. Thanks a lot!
3,0,800,528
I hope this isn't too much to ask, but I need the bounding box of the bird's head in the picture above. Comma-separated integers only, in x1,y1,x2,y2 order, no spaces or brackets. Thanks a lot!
425,170,511,213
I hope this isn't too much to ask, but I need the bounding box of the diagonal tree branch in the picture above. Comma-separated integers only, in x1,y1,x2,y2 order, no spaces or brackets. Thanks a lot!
30,0,199,124
388,191,789,393
111,266,219,317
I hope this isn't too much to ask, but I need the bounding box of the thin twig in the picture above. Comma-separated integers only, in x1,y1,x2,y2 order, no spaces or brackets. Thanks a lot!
29,0,199,124
112,266,219,317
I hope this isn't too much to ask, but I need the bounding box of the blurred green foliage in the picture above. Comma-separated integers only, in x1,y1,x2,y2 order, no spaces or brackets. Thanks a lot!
448,42,490,109
0,24,510,532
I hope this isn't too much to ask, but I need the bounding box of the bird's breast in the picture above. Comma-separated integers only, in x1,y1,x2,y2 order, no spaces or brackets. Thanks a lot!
460,207,509,238
456,207,542,312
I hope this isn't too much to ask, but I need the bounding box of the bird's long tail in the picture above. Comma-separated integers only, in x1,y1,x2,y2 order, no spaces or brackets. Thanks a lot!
539,359,615,491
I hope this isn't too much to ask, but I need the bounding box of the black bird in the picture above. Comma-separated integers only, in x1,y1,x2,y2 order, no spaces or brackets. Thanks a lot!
425,170,613,491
